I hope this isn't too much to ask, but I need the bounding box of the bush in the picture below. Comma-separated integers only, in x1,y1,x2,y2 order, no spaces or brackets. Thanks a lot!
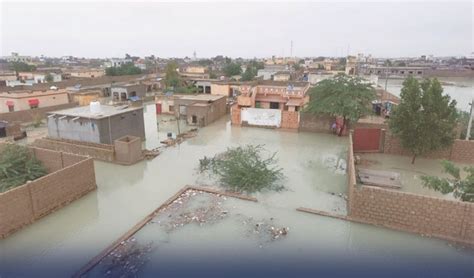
0,145,48,193
198,145,285,193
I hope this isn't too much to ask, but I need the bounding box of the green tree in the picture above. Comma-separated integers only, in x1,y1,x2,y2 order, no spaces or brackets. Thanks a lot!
304,73,376,136
44,73,54,83
384,59,392,67
164,61,182,89
198,145,285,193
105,62,142,76
241,66,256,81
9,62,36,74
0,145,48,193
223,62,242,77
421,160,474,202
389,77,458,164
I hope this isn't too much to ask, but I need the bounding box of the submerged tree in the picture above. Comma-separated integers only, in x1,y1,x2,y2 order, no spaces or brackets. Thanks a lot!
304,73,376,136
421,160,474,202
389,77,458,164
0,145,48,193
198,145,285,193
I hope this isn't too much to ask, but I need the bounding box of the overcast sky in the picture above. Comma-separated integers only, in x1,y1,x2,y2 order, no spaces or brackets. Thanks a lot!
0,1,472,58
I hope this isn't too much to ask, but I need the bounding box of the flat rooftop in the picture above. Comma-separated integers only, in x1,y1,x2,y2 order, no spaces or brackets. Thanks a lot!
175,94,225,102
48,105,143,119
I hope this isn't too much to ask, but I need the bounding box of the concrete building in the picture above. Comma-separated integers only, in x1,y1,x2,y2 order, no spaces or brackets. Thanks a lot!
231,80,310,129
345,56,358,75
111,84,147,101
273,71,291,81
0,88,69,113
156,94,227,126
195,80,212,94
69,89,102,106
106,58,133,68
47,104,145,144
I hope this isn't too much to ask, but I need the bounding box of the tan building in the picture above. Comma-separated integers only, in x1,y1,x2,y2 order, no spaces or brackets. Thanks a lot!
184,66,207,74
273,71,291,81
231,80,310,129
0,88,69,113
68,69,106,78
69,89,102,106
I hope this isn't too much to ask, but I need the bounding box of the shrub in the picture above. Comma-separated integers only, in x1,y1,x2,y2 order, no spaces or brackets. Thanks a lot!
199,145,285,193
0,145,48,193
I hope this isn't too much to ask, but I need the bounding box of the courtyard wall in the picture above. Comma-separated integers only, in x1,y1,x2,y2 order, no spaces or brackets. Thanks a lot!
0,147,97,238
0,102,77,123
347,134,474,245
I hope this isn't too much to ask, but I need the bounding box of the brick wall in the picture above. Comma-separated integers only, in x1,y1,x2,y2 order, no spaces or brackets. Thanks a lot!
281,111,299,129
0,102,77,123
34,138,115,162
28,158,96,219
347,134,474,244
230,105,241,125
299,113,334,133
383,133,474,164
0,147,97,238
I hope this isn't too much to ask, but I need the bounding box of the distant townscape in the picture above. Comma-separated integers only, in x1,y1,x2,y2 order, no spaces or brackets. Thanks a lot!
0,50,473,277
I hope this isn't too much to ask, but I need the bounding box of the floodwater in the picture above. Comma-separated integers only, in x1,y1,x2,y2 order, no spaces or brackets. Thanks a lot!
0,104,473,277
378,77,473,112
358,153,472,199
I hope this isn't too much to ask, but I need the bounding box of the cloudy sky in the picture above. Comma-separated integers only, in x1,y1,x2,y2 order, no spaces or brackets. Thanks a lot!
0,1,472,58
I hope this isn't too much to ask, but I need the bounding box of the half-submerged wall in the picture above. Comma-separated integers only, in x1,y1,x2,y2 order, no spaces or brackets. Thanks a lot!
347,134,474,245
0,147,97,238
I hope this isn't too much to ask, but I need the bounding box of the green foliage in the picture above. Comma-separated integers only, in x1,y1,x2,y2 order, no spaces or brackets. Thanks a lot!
44,73,54,83
304,73,376,136
164,61,182,89
0,145,48,193
223,62,242,77
9,62,36,73
240,60,264,81
105,63,142,76
198,145,285,193
389,77,458,163
421,160,474,202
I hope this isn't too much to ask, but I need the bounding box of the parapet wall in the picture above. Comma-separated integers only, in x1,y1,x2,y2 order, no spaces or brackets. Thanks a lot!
347,134,474,245
0,147,97,238
0,102,77,123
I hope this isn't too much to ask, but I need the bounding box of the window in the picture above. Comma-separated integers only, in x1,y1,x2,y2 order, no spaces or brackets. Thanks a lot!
295,106,300,112
30,104,38,109
192,115,197,124
8,105,14,112
270,102,279,109
255,101,261,108
169,105,174,112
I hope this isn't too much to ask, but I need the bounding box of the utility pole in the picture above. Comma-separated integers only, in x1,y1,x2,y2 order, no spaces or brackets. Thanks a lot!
466,98,473,141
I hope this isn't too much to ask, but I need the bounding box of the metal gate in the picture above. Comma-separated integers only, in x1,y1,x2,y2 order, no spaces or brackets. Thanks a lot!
353,128,382,152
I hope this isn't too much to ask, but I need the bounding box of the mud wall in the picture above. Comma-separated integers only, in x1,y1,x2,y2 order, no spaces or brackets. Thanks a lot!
0,148,97,238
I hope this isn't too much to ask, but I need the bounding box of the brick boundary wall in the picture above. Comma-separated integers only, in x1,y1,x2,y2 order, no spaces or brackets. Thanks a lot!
347,134,474,245
0,102,77,123
383,133,474,164
281,111,300,129
0,147,97,238
33,138,115,162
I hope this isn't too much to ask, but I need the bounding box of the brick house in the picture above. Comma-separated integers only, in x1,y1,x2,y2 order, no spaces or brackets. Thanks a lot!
231,80,310,129
0,88,70,113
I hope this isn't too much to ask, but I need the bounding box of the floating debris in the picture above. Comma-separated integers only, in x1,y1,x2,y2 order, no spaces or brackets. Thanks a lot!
99,238,154,277
241,216,290,246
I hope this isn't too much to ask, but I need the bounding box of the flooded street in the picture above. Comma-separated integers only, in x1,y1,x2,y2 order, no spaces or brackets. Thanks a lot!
0,104,473,277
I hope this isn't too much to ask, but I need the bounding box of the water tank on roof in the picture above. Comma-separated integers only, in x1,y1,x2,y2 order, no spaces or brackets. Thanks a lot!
90,101,101,114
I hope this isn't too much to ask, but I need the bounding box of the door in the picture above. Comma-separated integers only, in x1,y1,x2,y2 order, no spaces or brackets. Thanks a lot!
353,128,382,152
